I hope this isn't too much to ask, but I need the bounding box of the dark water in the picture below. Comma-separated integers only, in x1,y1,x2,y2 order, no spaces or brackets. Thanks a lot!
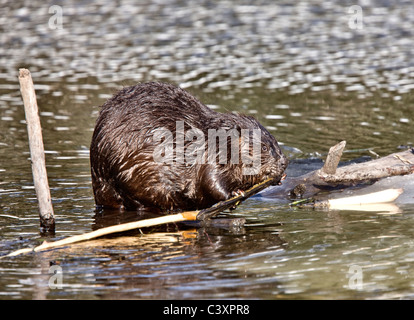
0,0,414,299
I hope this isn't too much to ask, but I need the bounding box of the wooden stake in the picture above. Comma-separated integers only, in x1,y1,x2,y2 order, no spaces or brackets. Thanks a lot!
19,69,55,233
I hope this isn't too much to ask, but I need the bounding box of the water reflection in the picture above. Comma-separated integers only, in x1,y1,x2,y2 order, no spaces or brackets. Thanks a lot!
0,0,414,299
4,204,414,300
0,210,286,299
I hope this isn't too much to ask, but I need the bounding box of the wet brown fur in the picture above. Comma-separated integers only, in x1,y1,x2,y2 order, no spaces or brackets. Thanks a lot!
90,82,288,212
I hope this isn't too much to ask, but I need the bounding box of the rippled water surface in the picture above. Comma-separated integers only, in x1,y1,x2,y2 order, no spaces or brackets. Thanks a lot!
0,0,414,299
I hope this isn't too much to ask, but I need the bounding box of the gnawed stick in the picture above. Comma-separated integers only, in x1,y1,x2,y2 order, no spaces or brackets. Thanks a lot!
291,188,403,213
19,68,55,233
196,177,276,220
316,188,403,209
2,211,199,258
2,178,275,258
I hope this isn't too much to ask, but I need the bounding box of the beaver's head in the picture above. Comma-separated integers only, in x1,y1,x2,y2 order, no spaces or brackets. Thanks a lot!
258,127,288,185
227,115,288,188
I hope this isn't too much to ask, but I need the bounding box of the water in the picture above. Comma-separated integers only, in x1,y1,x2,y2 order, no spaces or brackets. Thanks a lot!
0,0,413,299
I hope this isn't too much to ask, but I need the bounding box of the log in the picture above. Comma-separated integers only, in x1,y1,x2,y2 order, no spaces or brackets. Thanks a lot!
261,141,414,201
196,177,276,220
19,68,55,233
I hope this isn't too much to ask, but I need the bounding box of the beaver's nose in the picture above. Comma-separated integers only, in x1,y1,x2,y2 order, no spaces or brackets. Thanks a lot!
279,154,289,170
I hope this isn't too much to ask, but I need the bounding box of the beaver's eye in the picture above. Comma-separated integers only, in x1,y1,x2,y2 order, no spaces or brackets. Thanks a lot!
262,145,268,152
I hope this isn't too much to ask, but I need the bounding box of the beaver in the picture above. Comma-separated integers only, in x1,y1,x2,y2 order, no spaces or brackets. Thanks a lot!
90,82,288,212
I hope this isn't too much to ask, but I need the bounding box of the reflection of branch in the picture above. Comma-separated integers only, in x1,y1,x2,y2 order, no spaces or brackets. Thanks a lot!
2,211,199,258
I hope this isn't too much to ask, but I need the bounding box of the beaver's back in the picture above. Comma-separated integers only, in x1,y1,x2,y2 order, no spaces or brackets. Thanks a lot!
98,82,213,126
